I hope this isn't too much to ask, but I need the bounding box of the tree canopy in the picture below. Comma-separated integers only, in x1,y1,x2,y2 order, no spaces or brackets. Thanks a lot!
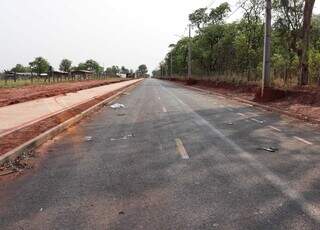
59,59,72,72
158,1,318,86
29,57,50,75
137,64,148,76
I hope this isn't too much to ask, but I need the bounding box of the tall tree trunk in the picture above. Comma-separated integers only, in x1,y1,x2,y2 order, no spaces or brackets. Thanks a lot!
299,0,315,86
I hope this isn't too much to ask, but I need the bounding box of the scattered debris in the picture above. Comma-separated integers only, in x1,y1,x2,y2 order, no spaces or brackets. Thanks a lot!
110,134,134,141
40,208,43,212
226,122,234,125
0,150,35,176
0,170,15,176
251,118,265,124
117,113,126,116
84,136,93,141
110,103,126,109
257,147,278,152
118,211,125,215
122,92,130,96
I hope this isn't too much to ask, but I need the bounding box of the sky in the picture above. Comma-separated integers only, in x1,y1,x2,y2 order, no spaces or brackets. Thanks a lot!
0,0,320,73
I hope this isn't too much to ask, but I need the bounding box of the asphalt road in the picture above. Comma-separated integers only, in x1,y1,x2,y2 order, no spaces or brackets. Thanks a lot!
1,79,320,229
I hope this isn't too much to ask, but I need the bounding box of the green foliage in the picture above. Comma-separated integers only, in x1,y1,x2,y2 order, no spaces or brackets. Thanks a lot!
105,65,120,76
59,59,72,72
158,0,320,86
189,8,208,30
208,2,230,24
120,66,129,74
137,64,148,76
75,59,104,74
11,64,29,73
29,57,50,75
84,59,104,74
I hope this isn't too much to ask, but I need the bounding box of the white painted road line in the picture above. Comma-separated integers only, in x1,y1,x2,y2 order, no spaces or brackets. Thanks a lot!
268,126,282,132
175,138,190,159
294,136,313,145
162,106,167,113
162,82,320,223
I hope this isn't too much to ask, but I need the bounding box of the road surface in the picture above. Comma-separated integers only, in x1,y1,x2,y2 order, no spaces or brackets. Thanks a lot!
1,79,320,229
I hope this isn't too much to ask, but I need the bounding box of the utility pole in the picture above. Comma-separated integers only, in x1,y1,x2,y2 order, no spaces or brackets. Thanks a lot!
170,52,173,79
188,24,192,80
261,0,271,97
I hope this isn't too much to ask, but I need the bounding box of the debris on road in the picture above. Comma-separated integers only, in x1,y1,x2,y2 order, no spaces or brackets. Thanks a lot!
0,170,15,177
110,134,134,141
84,136,93,141
0,150,35,176
225,122,234,125
251,118,265,124
110,103,126,109
257,147,278,152
117,113,127,116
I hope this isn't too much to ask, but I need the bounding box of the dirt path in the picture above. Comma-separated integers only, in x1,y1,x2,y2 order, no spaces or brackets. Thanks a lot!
0,79,124,107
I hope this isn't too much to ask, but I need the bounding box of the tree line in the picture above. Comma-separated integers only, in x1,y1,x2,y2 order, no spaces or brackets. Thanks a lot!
156,0,319,87
8,57,148,77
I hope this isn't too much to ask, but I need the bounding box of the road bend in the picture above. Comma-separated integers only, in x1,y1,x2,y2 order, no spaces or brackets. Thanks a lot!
1,79,320,229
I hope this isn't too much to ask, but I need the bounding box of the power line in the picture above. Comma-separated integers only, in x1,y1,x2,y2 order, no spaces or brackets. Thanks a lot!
206,0,217,9
225,0,248,20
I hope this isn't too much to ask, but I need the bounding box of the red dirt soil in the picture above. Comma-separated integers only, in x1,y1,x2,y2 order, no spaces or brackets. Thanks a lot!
172,79,320,123
0,85,130,156
0,79,124,107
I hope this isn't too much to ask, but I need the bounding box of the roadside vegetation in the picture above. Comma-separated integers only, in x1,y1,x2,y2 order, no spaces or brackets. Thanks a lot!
1,57,148,88
155,0,319,88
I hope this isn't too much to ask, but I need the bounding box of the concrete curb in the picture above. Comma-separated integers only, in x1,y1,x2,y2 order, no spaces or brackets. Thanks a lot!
173,81,320,125
0,79,143,164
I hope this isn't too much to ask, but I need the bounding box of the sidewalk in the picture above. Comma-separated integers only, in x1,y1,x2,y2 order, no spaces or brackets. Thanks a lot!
0,79,141,137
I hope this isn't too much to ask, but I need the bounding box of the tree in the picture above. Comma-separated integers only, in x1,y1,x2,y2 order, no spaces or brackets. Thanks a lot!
29,57,50,75
120,66,129,74
137,64,148,76
161,1,320,87
85,59,104,74
189,8,208,30
299,0,316,85
59,59,72,72
76,59,104,74
11,64,28,73
105,65,120,76
208,2,231,24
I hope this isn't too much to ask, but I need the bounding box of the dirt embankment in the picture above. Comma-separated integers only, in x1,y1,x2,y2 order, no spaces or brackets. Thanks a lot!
0,79,124,107
172,79,320,123
0,80,139,156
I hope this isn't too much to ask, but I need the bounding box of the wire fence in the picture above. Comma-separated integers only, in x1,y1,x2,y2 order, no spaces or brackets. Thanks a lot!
0,72,115,88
